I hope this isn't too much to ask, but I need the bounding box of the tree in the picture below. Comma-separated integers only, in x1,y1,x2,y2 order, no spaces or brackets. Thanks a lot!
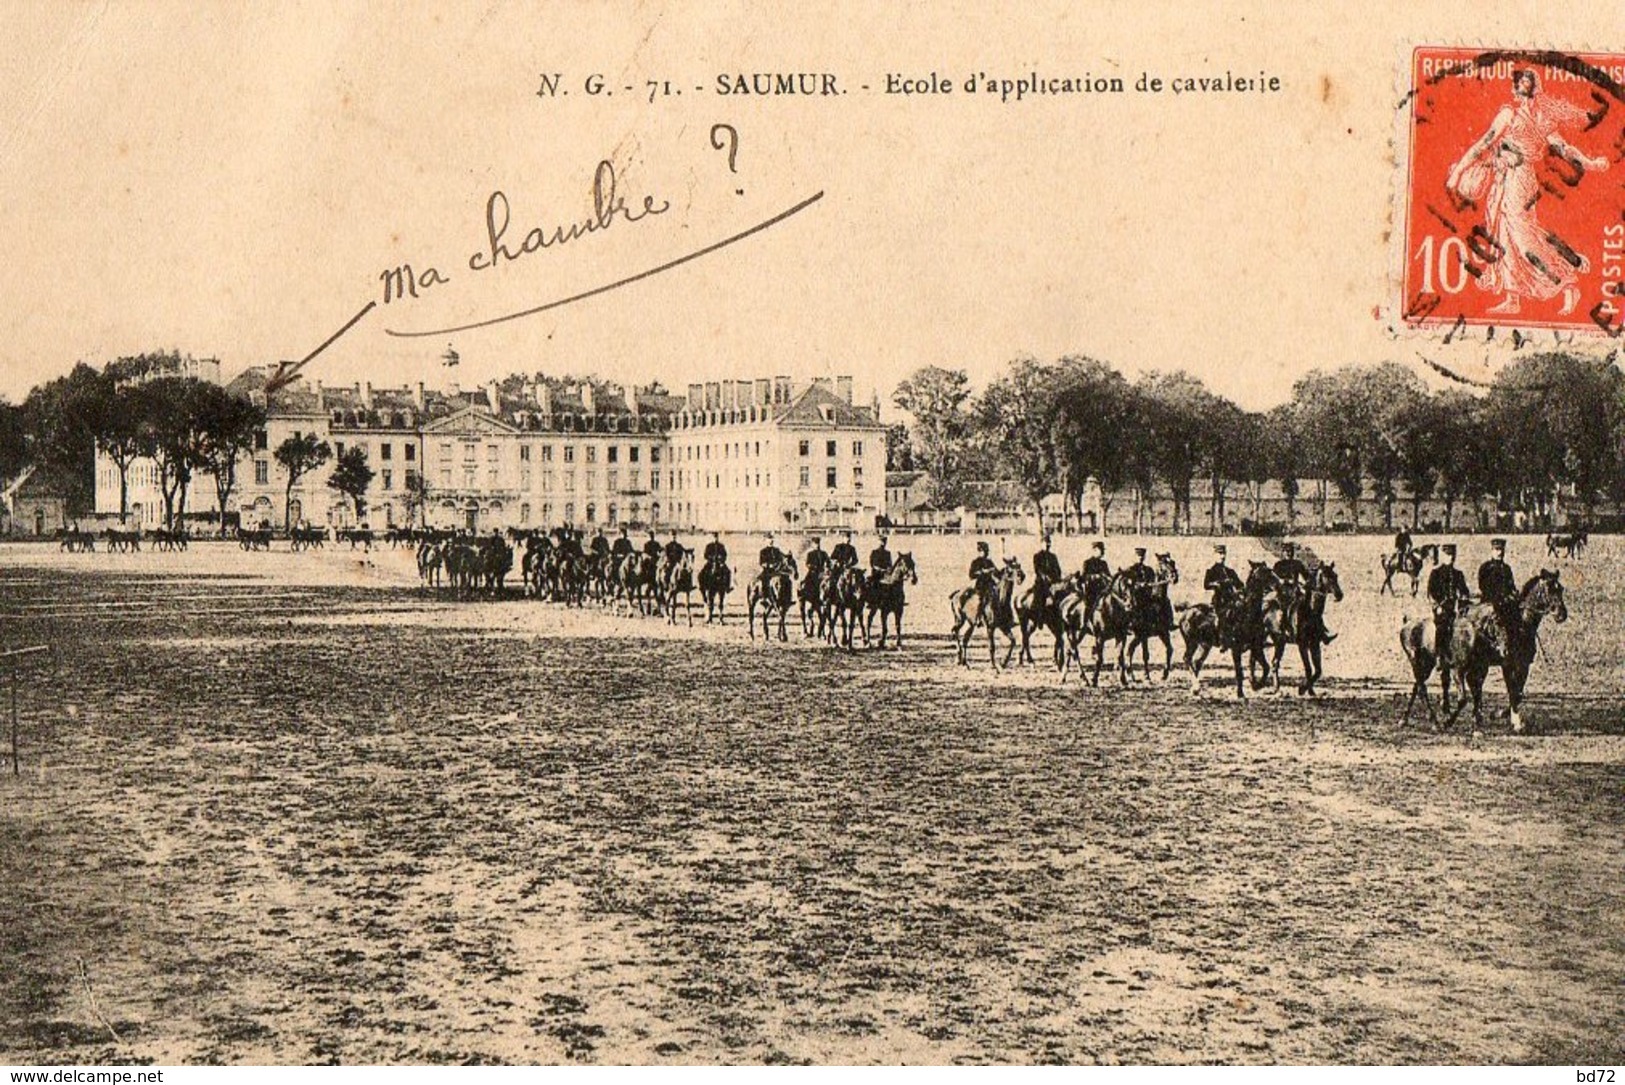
194,384,265,535
893,366,972,505
1264,403,1305,528
976,356,1062,519
274,432,332,530
0,399,29,487
1432,390,1494,529
884,422,914,471
402,468,432,528
327,446,375,522
21,363,112,515
133,377,218,530
1043,356,1135,532
1485,352,1624,524
98,384,154,524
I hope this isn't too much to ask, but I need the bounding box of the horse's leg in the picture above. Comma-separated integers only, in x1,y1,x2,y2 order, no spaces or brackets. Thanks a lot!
1232,646,1247,700
1504,661,1528,733
1158,632,1174,681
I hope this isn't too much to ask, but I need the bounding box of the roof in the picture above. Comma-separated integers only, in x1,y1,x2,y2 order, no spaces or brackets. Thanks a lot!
886,470,927,488
774,382,885,430
7,464,76,499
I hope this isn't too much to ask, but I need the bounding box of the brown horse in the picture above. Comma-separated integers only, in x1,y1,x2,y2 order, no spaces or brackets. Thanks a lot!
1124,553,1180,682
748,555,799,642
862,552,917,650
1014,570,1082,672
662,548,697,626
699,555,731,624
949,560,1024,668
1259,562,1343,695
824,564,869,651
1399,570,1567,734
1178,561,1278,699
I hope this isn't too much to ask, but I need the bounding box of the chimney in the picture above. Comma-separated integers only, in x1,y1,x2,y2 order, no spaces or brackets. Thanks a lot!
581,382,595,416
448,380,460,398
774,375,792,404
534,382,552,422
687,383,704,410
705,382,720,410
413,381,425,411
486,379,501,414
627,386,640,420
362,381,374,409
836,376,854,405
720,380,735,410
755,378,772,406
315,379,324,396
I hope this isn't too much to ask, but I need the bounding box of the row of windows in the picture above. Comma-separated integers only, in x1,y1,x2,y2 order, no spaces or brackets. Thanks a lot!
800,466,864,490
677,438,867,463
436,442,658,465
431,468,668,494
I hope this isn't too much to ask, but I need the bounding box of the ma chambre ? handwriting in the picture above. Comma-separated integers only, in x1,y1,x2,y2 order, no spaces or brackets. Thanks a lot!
378,159,670,304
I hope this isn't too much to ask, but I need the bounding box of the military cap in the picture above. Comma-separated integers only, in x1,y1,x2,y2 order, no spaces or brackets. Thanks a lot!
1442,543,1457,556
1490,538,1506,550
1214,544,1227,555
1134,546,1148,557
1091,540,1105,553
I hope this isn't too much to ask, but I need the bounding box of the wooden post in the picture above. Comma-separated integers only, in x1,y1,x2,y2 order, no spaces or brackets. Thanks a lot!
1,646,49,777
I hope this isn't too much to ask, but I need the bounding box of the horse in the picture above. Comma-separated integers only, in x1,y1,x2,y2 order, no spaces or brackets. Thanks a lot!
1124,553,1180,682
862,552,917,650
417,540,444,587
798,564,828,638
1546,531,1588,560
824,564,868,651
1288,563,1343,695
1380,543,1436,596
1013,570,1077,672
1399,570,1567,735
620,552,660,617
1177,561,1279,699
948,559,1024,669
662,548,697,626
699,556,732,624
1055,572,1111,682
748,556,799,642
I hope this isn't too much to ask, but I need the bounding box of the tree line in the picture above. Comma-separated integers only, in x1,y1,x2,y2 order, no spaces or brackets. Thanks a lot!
891,352,1625,532
0,353,380,532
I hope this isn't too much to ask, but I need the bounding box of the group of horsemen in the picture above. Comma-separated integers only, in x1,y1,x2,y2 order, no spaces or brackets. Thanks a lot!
1396,530,1524,658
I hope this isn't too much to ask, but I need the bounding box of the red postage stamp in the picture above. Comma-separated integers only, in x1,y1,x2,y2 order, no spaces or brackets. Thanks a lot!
1400,47,1625,337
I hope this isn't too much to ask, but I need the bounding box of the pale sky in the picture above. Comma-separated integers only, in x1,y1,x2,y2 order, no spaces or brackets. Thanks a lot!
2,1,1619,413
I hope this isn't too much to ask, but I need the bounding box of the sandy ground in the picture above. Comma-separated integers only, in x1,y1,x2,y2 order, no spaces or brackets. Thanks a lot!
0,535,1621,1064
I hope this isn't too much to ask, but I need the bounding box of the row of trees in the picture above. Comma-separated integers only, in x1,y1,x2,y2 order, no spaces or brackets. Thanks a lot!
892,352,1625,532
0,353,385,532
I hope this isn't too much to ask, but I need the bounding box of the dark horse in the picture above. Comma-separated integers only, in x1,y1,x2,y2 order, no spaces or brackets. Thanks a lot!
824,564,868,651
1260,562,1343,695
748,555,799,642
1399,571,1567,735
1124,553,1180,681
949,559,1024,669
699,555,731,624
662,548,697,627
862,552,917,649
1380,543,1438,597
1177,561,1278,699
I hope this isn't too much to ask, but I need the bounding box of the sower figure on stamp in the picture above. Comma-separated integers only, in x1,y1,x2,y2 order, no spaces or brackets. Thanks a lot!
1447,68,1612,316
1428,543,1473,673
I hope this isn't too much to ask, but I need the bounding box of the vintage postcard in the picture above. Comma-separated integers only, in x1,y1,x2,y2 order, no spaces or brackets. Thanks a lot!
1,0,1622,1070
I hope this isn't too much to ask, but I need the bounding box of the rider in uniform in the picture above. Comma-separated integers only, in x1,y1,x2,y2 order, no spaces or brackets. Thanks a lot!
1032,532,1063,612
1478,537,1518,636
642,531,663,564
1427,543,1472,661
1394,526,1414,563
1082,541,1111,584
664,529,686,570
704,531,728,568
1203,543,1243,606
830,530,859,570
804,536,829,580
759,534,785,572
1273,542,1310,639
1121,547,1155,586
589,527,610,562
611,525,635,564
869,533,894,588
968,541,998,600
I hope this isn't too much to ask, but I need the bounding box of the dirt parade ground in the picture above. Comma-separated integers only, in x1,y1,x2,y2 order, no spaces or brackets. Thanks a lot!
0,532,1622,1064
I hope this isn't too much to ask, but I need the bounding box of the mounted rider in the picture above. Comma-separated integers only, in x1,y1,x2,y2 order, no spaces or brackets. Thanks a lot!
868,533,894,588
968,540,999,601
1203,543,1243,607
1394,526,1414,564
704,531,728,569
830,530,859,570
1031,532,1063,612
1427,543,1472,659
663,529,686,570
611,525,635,566
642,531,662,567
1478,537,1518,636
1273,542,1310,638
589,527,611,562
804,536,829,580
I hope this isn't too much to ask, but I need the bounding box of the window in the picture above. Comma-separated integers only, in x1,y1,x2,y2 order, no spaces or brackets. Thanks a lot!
519,444,531,462
381,443,393,461
586,446,597,464
607,446,618,464
463,468,476,489
565,470,576,492
608,469,619,491
826,440,837,457
650,447,660,464
629,446,640,464
404,444,415,462
440,467,452,487
563,445,575,464
406,469,419,491
799,440,810,456
586,470,598,492
629,469,640,490
255,460,269,484
487,468,499,488
826,466,838,489
254,430,268,451
799,466,810,489
541,444,553,463
487,443,499,463
542,470,555,492
335,442,345,457
853,466,864,489
521,469,532,491
439,443,452,461
520,503,530,524
651,472,660,491
463,443,476,463
382,469,393,490
853,440,864,457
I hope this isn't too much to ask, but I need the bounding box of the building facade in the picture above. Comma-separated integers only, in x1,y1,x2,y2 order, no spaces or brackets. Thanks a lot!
95,367,886,534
